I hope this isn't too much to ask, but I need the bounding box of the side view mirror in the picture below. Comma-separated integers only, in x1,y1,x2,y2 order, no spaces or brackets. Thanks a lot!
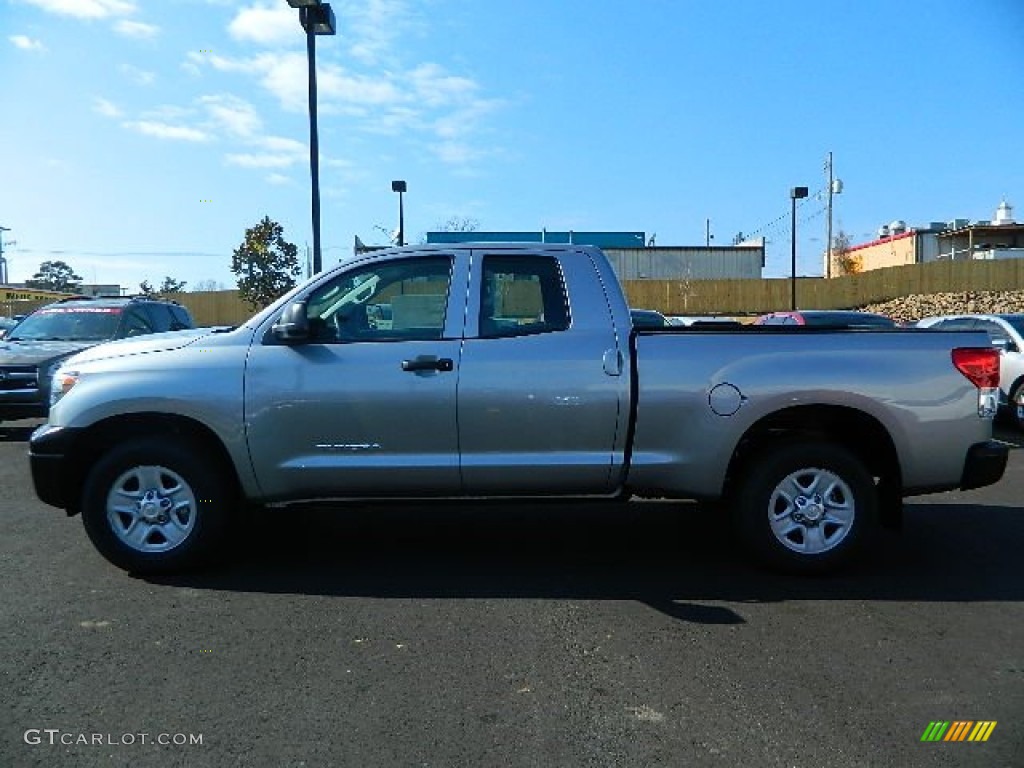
272,301,310,342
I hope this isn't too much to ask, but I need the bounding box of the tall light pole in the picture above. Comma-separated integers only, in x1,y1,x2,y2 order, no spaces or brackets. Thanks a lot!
391,180,407,246
286,0,336,274
790,186,809,311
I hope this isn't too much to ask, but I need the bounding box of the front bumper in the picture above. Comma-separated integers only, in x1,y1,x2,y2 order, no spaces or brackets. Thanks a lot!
959,440,1010,491
29,423,79,509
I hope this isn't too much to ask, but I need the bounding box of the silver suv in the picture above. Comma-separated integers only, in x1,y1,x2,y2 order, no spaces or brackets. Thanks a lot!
918,314,1024,429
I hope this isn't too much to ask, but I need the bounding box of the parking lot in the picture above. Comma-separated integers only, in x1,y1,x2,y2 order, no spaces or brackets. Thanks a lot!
1,419,1022,768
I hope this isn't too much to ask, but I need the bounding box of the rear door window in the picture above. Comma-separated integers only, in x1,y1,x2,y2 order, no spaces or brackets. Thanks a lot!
478,256,570,338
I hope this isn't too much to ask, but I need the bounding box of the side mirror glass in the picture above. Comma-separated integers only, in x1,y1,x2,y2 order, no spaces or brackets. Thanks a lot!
272,301,310,342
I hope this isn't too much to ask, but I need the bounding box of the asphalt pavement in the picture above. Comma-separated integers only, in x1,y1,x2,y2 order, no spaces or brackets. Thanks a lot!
1,419,1022,768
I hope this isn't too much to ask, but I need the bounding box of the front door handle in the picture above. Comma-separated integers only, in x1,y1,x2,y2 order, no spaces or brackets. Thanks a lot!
401,356,454,373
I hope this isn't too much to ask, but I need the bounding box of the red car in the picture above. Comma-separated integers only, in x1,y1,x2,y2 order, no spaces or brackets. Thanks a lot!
754,310,895,328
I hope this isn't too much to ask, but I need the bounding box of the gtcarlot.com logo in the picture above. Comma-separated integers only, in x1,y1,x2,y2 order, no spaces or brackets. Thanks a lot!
920,721,997,743
24,729,203,747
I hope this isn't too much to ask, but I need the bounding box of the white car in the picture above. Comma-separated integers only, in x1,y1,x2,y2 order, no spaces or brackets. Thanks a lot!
667,315,742,327
917,314,1024,429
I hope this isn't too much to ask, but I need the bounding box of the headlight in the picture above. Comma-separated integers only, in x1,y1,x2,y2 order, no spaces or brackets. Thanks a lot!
50,369,80,407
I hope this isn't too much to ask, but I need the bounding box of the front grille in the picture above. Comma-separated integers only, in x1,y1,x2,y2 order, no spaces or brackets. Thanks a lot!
0,366,39,392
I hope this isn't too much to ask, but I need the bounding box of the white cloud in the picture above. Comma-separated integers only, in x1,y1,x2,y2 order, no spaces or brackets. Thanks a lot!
225,153,295,169
21,0,136,19
432,141,483,166
343,0,411,65
228,2,297,46
121,64,156,85
255,135,306,154
200,94,262,138
9,34,46,51
183,25,506,170
114,20,159,39
265,173,292,185
93,97,122,117
410,63,478,107
123,120,210,142
225,134,306,168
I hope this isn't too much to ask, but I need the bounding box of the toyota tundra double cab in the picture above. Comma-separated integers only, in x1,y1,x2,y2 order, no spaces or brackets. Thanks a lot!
28,244,1008,575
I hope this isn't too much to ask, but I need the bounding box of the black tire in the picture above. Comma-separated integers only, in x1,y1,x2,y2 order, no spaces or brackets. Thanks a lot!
732,441,877,574
81,437,233,574
1009,380,1024,432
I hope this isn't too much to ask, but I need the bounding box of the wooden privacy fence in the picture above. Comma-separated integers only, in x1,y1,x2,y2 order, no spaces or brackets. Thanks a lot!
168,258,1024,326
622,258,1024,316
168,290,255,327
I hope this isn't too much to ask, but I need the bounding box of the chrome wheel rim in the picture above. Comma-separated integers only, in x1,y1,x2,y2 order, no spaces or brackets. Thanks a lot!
767,467,855,554
106,465,197,553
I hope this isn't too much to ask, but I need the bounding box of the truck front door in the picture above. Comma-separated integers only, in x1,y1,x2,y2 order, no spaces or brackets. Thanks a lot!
244,253,465,500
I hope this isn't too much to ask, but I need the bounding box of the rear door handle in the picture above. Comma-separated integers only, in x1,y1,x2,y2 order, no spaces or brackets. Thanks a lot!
401,356,454,372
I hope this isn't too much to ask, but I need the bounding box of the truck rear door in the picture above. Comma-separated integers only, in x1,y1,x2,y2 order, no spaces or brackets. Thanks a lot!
456,249,629,494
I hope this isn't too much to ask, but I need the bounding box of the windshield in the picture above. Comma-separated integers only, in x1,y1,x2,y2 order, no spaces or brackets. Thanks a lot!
803,312,894,328
8,307,122,342
998,315,1024,338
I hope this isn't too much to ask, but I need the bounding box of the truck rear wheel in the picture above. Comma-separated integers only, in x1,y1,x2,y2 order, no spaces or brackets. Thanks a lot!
81,438,231,574
732,441,876,574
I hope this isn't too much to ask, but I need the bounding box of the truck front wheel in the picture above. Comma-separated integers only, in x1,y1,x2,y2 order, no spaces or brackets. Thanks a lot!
81,438,231,574
732,441,877,574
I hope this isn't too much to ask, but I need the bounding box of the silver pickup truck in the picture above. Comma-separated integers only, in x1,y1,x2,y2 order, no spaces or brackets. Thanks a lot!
29,243,1008,574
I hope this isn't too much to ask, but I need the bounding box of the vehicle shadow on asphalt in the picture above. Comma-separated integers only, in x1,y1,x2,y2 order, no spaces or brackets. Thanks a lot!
0,425,38,442
146,498,1024,624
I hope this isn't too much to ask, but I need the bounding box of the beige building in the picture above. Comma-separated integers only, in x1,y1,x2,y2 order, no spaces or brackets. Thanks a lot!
830,224,940,276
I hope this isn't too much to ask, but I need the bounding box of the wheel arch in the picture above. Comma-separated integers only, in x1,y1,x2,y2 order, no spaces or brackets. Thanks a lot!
61,413,240,516
725,404,903,527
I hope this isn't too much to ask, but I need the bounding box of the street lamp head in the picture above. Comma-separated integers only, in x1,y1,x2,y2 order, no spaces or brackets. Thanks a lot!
392,180,407,193
790,186,809,200
299,3,336,35
286,0,319,7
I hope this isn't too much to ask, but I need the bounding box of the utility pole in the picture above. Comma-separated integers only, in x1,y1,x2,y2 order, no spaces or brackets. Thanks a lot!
0,226,12,285
705,218,713,248
824,152,843,279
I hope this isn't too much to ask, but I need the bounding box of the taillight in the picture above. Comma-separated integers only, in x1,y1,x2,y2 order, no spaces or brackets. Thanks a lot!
951,347,1000,389
952,347,1000,418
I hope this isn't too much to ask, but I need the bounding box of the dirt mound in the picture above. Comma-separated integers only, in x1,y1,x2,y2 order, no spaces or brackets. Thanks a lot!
859,290,1024,324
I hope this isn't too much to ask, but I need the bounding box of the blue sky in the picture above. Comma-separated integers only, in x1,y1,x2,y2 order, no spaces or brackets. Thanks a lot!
2,0,1022,291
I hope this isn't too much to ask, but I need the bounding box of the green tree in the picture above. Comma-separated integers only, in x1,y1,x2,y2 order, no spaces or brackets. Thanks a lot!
191,279,226,292
160,276,187,294
140,277,187,297
231,216,301,309
435,215,480,232
25,260,83,293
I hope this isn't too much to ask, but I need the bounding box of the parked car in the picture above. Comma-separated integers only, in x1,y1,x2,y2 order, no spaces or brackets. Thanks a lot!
630,308,670,328
0,296,194,422
30,243,1007,576
668,315,744,328
0,316,22,339
917,314,1024,430
755,310,896,328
